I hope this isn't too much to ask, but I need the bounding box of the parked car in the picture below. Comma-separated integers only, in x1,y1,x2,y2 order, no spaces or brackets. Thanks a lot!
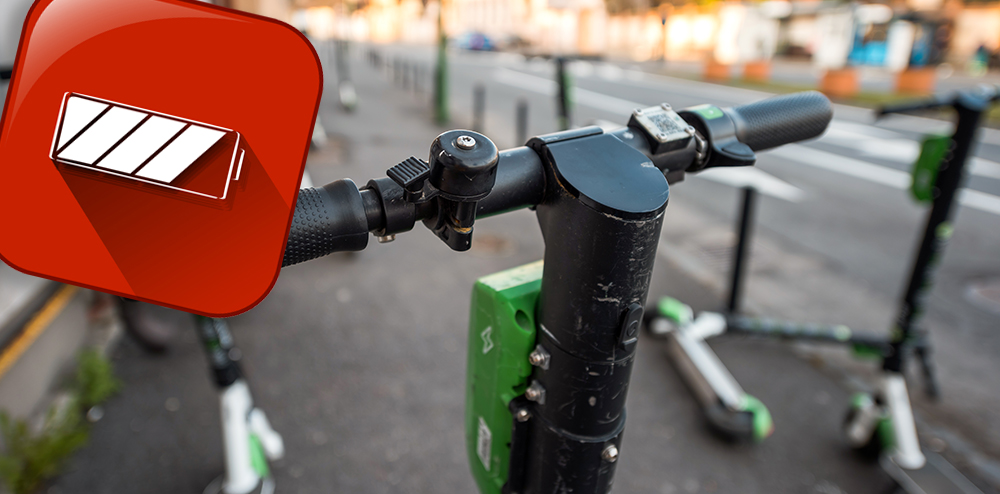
452,32,494,51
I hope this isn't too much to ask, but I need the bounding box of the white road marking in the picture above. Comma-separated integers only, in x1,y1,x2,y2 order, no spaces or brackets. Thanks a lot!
495,68,640,114
960,189,1000,216
822,122,1000,179
770,145,910,188
825,120,904,140
574,87,643,115
772,145,1000,216
971,158,1000,180
494,68,555,95
853,139,920,162
693,166,806,202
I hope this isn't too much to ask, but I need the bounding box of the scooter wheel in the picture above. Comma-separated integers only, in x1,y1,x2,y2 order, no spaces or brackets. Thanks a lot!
704,395,774,443
642,312,676,338
843,395,886,459
705,403,756,443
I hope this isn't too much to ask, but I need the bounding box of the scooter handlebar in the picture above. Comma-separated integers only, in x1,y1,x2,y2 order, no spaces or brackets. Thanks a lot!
283,180,370,267
727,91,833,152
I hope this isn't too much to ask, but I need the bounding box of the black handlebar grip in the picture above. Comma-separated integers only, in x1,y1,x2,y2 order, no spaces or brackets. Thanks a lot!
727,91,832,152
282,179,370,267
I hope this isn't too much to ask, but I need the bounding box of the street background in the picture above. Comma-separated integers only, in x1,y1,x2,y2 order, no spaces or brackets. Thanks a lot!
38,42,1000,493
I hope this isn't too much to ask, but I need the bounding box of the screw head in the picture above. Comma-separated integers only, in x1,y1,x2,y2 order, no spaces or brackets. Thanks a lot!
658,133,668,140
527,345,550,369
525,387,540,401
525,381,545,404
515,409,531,422
602,445,619,462
455,135,477,150
685,126,696,136
634,108,643,115
660,103,672,111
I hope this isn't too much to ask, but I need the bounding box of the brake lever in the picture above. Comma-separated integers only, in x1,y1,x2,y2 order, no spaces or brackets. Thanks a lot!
878,84,1000,119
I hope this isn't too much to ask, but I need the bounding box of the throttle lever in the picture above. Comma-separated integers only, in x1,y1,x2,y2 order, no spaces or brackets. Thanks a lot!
677,105,756,171
626,102,754,175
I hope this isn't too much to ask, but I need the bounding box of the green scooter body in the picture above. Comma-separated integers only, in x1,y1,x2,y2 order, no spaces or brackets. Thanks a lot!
911,134,950,204
465,261,542,494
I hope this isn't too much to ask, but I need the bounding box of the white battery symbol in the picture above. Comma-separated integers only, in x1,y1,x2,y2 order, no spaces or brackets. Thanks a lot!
50,93,245,201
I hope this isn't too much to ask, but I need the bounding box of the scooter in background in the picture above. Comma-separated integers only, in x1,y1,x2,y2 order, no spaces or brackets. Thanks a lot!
194,316,284,494
645,85,1000,493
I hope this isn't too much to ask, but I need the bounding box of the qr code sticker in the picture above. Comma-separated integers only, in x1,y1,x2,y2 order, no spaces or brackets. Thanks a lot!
648,112,684,135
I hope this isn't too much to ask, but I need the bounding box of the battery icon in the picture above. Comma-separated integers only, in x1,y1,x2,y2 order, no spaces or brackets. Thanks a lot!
50,93,245,202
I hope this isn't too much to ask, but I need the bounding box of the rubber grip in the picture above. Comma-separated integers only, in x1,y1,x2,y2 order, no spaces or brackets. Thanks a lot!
283,179,370,267
727,91,832,152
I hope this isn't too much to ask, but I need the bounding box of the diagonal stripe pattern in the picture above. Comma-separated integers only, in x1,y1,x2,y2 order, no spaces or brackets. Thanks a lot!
52,94,227,185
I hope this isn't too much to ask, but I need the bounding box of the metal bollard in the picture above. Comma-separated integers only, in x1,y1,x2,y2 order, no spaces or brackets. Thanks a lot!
556,57,572,130
516,99,528,145
727,186,757,314
472,84,485,133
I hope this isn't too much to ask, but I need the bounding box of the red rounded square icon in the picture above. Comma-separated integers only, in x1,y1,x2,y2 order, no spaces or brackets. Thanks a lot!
0,0,322,316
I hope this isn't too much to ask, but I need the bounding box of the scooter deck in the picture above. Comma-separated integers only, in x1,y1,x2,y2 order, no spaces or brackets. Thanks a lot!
882,452,983,494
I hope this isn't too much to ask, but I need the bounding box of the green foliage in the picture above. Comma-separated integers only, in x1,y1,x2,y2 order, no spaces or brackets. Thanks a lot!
0,407,88,494
0,350,120,494
75,350,121,411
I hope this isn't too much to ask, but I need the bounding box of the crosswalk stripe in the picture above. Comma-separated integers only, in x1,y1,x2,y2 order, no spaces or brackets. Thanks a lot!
772,145,1000,216
694,166,806,202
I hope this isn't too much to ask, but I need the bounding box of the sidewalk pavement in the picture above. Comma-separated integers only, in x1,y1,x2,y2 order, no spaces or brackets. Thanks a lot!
50,47,951,494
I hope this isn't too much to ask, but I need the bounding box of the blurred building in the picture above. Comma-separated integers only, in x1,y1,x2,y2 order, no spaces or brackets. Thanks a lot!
226,0,999,72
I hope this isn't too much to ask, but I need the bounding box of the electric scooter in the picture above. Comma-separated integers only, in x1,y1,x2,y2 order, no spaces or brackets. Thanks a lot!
645,84,1000,493
194,316,284,494
279,90,832,493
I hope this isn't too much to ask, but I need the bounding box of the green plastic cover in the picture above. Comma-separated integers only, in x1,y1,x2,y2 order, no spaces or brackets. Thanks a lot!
911,134,950,203
465,261,542,494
